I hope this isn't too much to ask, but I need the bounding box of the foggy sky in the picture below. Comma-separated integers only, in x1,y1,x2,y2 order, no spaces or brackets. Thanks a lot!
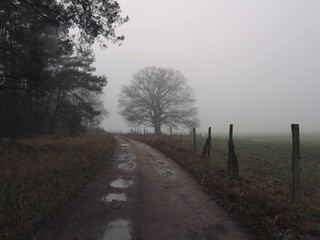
93,0,320,134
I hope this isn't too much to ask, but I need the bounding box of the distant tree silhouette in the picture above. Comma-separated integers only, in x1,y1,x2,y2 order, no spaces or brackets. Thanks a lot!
119,66,199,135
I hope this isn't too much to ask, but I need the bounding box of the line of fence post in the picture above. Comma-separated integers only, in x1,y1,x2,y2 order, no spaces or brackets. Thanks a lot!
183,123,302,203
291,124,301,203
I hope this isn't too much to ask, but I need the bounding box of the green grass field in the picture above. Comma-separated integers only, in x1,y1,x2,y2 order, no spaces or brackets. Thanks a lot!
0,134,116,240
181,133,320,196
132,133,320,239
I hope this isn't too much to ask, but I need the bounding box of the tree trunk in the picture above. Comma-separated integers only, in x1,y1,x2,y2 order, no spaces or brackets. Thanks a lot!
50,86,61,134
154,126,161,135
154,124,161,135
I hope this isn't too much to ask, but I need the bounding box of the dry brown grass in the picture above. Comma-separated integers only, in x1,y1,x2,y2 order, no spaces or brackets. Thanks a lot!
0,134,115,240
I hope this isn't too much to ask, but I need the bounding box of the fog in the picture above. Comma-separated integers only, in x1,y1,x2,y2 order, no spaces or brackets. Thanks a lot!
93,0,320,134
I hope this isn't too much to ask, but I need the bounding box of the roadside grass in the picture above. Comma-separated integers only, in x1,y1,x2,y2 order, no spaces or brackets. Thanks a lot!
131,134,320,240
0,134,116,240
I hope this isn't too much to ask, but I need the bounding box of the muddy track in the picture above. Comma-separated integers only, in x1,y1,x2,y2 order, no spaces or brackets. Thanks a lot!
33,137,253,240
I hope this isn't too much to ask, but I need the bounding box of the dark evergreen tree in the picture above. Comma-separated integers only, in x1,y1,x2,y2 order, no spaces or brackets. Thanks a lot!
0,0,127,138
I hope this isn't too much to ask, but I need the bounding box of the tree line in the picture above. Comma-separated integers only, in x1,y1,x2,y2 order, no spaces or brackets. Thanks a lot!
0,0,128,139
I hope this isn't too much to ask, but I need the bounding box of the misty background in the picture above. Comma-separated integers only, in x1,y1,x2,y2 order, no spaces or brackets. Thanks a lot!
93,0,320,134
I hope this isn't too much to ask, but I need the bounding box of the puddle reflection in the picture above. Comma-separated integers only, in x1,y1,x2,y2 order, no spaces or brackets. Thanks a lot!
102,219,131,240
121,144,130,150
118,154,136,161
157,161,166,166
102,193,127,202
110,177,134,189
118,162,136,170
137,143,145,149
161,170,174,177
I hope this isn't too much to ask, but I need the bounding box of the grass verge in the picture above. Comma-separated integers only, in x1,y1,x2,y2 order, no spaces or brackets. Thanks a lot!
131,134,320,240
0,134,116,240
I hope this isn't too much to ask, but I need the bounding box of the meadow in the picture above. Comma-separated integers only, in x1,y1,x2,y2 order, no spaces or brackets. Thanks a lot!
132,133,320,239
0,134,116,240
184,133,320,191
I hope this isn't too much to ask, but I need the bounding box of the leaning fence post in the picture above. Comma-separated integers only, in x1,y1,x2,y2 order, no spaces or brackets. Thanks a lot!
291,124,301,203
202,127,212,158
193,127,196,150
228,124,239,179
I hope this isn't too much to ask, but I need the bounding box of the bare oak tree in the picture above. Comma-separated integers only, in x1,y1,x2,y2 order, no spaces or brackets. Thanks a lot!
119,66,199,135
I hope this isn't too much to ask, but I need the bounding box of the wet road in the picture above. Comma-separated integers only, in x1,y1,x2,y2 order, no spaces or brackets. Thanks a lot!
34,136,252,240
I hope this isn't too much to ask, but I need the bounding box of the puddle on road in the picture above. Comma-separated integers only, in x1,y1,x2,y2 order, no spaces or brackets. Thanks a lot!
118,162,136,171
157,161,166,166
102,219,131,240
161,170,174,177
102,193,127,202
121,144,130,150
118,154,136,161
110,177,134,189
136,143,145,149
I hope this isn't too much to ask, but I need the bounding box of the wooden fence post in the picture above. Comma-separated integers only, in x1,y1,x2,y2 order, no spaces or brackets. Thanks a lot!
291,124,301,203
227,124,233,176
202,127,212,158
170,127,172,136
193,127,196,150
207,127,212,158
228,124,239,179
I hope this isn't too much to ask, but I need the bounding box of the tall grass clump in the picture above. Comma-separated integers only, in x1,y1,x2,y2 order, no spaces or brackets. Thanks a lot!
0,134,115,240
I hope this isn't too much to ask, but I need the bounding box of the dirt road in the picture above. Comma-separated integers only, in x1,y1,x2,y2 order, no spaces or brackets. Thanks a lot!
34,136,252,240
